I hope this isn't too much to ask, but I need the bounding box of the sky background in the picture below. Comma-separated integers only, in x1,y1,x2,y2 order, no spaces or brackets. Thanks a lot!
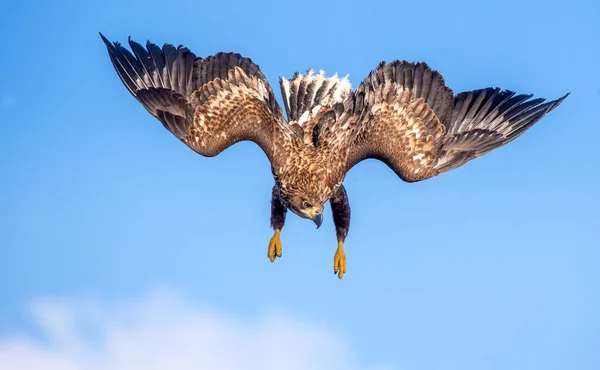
1,0,599,369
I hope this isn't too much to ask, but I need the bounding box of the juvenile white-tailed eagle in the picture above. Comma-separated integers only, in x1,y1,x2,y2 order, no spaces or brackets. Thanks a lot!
101,34,568,279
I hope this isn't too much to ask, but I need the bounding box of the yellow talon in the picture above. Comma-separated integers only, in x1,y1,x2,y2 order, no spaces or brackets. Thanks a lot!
334,241,346,279
268,229,282,262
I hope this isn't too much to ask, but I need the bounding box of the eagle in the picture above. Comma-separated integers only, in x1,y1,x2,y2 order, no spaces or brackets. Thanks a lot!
101,34,568,279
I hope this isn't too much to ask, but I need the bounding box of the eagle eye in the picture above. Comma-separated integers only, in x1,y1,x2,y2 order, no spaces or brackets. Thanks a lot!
302,201,312,209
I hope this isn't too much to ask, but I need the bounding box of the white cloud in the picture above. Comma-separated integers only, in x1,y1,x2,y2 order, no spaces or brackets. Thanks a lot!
0,289,389,370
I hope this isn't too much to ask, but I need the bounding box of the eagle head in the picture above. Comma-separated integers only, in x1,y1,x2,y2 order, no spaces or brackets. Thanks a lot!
285,192,324,228
275,167,335,229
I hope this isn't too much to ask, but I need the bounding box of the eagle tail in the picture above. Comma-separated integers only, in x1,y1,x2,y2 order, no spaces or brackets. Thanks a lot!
435,88,569,173
279,69,352,125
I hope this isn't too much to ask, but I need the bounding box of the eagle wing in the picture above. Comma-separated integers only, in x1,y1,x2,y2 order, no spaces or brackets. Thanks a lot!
342,61,568,182
101,34,287,160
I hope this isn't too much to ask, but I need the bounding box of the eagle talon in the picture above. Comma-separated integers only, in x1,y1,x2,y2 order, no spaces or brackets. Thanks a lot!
268,229,282,262
333,241,346,279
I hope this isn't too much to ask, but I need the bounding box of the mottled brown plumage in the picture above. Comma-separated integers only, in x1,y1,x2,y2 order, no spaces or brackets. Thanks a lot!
101,34,568,278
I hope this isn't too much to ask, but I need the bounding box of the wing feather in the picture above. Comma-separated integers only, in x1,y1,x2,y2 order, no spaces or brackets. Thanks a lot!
342,61,568,181
436,88,568,172
340,61,451,181
101,34,286,160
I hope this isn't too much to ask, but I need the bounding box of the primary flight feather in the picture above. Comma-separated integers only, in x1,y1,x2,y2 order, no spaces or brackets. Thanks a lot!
101,34,568,279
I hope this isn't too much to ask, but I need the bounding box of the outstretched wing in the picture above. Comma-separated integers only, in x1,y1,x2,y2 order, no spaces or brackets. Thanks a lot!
100,34,286,160
343,61,568,182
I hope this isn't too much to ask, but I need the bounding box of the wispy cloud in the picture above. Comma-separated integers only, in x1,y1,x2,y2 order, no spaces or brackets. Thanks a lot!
0,289,390,370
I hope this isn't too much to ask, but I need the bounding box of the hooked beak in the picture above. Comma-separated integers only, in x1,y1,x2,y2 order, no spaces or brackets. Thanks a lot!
312,213,323,229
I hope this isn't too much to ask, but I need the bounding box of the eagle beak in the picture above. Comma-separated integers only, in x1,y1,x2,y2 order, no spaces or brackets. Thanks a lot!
312,213,323,229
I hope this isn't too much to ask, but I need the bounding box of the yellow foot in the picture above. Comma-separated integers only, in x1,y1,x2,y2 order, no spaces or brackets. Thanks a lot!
268,229,282,262
334,241,346,279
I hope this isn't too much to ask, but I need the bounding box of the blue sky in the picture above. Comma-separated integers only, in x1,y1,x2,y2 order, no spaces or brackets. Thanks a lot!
1,0,599,369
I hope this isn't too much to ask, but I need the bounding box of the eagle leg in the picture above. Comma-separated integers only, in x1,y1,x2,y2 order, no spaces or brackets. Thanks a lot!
330,185,350,279
268,185,287,262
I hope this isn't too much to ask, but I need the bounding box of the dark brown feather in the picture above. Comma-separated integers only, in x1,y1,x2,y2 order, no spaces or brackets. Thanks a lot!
435,89,569,172
341,60,568,182
101,34,287,161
